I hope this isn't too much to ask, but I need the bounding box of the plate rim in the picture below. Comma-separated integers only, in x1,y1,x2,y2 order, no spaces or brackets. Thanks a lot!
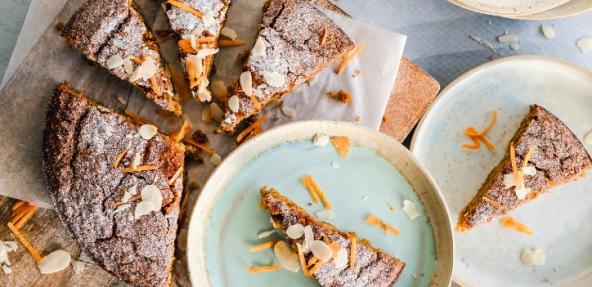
186,120,454,287
409,55,592,286
447,0,572,17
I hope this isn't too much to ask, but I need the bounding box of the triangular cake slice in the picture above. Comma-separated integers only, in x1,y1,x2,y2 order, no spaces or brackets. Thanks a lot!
260,188,405,286
220,0,355,132
42,83,185,287
457,105,592,231
161,0,230,102
62,0,181,115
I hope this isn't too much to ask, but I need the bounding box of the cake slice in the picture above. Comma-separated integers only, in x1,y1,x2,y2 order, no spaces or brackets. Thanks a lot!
220,0,355,132
260,188,405,286
457,105,592,231
42,83,185,287
161,0,230,102
62,0,181,115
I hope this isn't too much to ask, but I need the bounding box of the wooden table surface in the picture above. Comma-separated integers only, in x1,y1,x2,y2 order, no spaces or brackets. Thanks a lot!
0,1,440,286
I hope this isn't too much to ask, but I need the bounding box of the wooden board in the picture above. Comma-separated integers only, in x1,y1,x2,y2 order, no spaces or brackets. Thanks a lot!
0,0,440,286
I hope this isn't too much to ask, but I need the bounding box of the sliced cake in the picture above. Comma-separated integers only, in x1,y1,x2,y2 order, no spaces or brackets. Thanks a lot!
220,0,355,132
62,0,181,115
42,83,185,287
457,105,592,231
260,188,405,286
161,0,230,102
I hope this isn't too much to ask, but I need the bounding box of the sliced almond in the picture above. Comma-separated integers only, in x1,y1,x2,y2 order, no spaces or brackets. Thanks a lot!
541,25,555,39
139,124,158,140
402,200,419,220
71,260,86,274
521,248,546,266
333,248,348,269
240,71,253,96
252,37,266,57
202,12,215,28
38,250,71,274
257,230,276,239
281,106,296,118
273,241,300,272
228,96,240,113
312,133,329,146
309,240,332,263
106,55,124,70
286,224,304,239
129,57,157,83
316,209,335,219
261,71,285,87
221,27,238,40
196,48,219,58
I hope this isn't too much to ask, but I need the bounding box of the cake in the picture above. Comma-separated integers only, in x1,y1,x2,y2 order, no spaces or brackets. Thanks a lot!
260,188,405,286
220,0,355,132
62,0,181,115
42,83,185,286
457,105,592,231
161,0,231,102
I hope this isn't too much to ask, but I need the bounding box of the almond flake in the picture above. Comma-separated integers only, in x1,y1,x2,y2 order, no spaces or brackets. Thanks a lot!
261,71,285,87
131,153,142,168
510,42,520,51
210,153,222,166
197,81,212,102
252,37,266,57
303,225,314,252
139,124,158,140
309,240,332,263
38,250,71,274
312,133,329,146
210,102,224,122
106,54,124,70
497,34,519,43
540,25,555,39
286,224,304,239
281,106,296,118
71,260,86,274
333,248,348,269
192,27,205,36
240,71,253,96
129,57,157,83
521,248,546,267
577,38,592,53
221,27,238,40
228,96,240,113
585,130,592,145
123,58,134,75
274,241,300,272
134,185,163,219
196,48,219,58
202,12,215,28
402,200,420,220
316,209,335,219
211,80,228,99
257,230,276,239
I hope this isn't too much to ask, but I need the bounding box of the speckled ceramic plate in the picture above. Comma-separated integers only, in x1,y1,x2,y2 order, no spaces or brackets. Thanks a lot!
187,121,453,287
411,55,592,287
506,0,592,20
448,0,571,17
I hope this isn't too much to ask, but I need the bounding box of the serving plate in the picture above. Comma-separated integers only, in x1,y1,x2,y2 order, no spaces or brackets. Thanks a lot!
411,55,592,286
506,0,592,20
448,0,571,17
187,121,453,286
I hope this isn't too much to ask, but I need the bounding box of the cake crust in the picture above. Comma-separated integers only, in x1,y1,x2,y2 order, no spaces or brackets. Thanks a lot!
260,188,405,287
220,0,355,132
457,105,592,231
62,0,181,115
42,83,185,287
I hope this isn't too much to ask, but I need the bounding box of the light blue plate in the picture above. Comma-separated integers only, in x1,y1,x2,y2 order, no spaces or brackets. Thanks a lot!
187,121,453,287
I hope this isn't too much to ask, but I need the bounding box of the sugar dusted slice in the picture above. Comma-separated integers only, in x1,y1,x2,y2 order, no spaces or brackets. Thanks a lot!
260,188,405,286
62,0,181,114
162,0,231,102
220,0,355,132
42,83,185,287
457,105,592,231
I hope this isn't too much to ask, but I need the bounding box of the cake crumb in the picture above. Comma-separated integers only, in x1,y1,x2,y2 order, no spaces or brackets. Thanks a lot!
326,89,352,104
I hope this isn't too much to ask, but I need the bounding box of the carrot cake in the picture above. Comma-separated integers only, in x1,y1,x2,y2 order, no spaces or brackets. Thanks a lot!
457,105,592,231
42,83,185,287
260,188,405,286
161,0,230,102
62,0,181,115
220,0,355,132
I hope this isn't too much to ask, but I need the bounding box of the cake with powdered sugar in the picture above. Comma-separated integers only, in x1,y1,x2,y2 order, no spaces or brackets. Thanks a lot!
220,0,355,132
162,0,230,102
42,83,185,287
260,188,405,287
61,0,181,115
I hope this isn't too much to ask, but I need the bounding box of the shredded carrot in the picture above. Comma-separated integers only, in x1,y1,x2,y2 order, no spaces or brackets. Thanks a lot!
296,243,310,276
462,111,497,151
236,114,269,143
178,37,216,53
11,204,37,230
182,137,214,154
249,240,276,252
307,256,318,268
320,27,328,46
481,110,497,134
246,265,281,273
167,0,204,18
366,214,400,236
309,260,323,274
12,201,25,211
6,222,42,262
500,216,533,235
219,39,247,46
171,119,192,142
521,145,535,169
330,136,350,158
168,64,192,102
482,196,502,209
509,142,522,188
122,165,158,173
127,55,143,64
479,135,495,152
349,233,357,269
336,45,365,75
328,242,340,258
302,175,320,203
462,136,481,150
168,166,184,186
113,149,129,168
186,55,200,89
149,76,162,96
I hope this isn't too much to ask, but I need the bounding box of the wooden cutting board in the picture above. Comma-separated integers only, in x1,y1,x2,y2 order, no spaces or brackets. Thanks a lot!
0,0,440,286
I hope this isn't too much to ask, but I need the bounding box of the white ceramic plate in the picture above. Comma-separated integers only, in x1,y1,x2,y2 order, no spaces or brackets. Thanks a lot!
187,121,453,287
506,0,592,20
448,0,571,17
411,55,592,287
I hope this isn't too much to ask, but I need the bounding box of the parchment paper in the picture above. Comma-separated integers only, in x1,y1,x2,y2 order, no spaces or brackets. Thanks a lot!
0,0,406,209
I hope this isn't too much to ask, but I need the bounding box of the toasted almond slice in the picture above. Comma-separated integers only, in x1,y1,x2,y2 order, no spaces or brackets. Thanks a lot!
220,27,238,40
38,250,71,274
240,72,253,97
139,124,158,140
252,37,266,57
274,241,300,272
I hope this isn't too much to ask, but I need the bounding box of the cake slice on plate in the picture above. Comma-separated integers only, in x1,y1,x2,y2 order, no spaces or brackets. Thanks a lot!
457,105,592,232
260,188,405,286
62,0,181,115
161,0,230,102
220,0,355,132
43,83,185,287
